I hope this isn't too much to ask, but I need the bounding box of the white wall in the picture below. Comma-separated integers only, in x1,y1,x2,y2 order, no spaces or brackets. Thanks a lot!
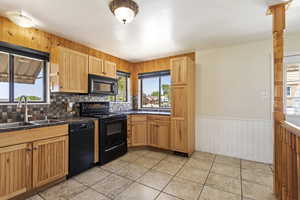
195,33,300,164
286,115,300,127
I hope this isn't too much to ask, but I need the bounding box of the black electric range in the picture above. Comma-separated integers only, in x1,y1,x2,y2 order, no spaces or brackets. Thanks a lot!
80,102,127,165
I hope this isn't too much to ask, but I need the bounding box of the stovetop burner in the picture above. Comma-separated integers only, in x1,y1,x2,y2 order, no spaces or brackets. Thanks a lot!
79,102,126,119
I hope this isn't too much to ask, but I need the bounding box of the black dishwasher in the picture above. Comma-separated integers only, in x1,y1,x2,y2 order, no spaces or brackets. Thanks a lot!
68,121,94,178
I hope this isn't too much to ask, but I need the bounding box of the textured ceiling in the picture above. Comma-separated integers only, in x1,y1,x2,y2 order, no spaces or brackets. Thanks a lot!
0,0,300,62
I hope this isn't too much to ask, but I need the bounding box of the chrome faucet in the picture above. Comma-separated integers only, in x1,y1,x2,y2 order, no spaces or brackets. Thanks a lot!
17,96,32,123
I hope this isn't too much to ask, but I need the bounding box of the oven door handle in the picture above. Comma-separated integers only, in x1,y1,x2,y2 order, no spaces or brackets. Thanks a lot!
105,143,125,152
104,118,126,123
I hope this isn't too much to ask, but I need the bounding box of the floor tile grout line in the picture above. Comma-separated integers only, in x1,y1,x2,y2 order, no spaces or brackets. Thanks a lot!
34,150,264,200
125,152,175,200
137,152,178,200
97,151,171,199
154,153,189,200
35,150,178,200
37,193,46,200
198,157,244,198
196,154,216,200
118,154,175,200
72,175,115,200
38,152,209,199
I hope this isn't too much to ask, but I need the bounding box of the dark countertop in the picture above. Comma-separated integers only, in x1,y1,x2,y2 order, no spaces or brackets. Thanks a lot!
0,117,97,133
59,117,98,124
0,111,171,133
120,110,171,116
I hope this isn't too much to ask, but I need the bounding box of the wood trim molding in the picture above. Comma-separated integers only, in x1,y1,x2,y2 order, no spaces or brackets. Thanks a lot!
0,16,133,73
270,4,287,199
131,52,195,96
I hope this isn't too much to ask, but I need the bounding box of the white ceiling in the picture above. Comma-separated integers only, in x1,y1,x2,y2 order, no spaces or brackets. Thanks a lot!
0,0,300,62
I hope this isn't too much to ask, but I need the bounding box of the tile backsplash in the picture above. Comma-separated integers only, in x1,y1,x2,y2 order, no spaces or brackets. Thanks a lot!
0,93,132,123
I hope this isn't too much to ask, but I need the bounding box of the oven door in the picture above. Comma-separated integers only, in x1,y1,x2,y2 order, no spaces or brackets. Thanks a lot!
99,116,127,164
89,75,117,95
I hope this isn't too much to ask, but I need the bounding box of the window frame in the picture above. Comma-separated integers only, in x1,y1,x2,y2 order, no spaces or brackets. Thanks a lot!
286,86,292,97
0,42,49,104
139,70,171,109
284,55,300,116
110,71,130,102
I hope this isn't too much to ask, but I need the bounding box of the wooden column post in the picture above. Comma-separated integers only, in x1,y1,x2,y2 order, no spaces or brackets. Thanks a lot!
269,3,287,199
296,137,300,200
270,4,286,122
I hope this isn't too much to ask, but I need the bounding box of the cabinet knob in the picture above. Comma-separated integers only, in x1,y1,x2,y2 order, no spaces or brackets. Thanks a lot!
33,147,38,150
26,148,32,152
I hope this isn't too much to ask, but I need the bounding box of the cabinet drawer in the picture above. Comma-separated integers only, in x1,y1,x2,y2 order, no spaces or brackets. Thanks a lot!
148,115,170,122
0,125,68,147
131,115,147,122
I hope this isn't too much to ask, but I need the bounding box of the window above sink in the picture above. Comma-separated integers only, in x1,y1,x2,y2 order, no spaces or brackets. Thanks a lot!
0,42,50,104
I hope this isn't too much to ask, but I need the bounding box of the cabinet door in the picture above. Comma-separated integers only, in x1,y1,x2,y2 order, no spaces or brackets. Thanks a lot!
171,119,187,152
70,51,88,93
156,121,170,149
171,57,187,85
147,121,158,147
32,136,68,188
171,85,187,118
55,47,88,93
0,143,32,200
89,56,103,76
104,61,117,79
131,122,147,146
58,49,71,91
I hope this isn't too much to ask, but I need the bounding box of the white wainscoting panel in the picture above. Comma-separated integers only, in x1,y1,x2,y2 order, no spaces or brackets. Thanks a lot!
196,115,273,163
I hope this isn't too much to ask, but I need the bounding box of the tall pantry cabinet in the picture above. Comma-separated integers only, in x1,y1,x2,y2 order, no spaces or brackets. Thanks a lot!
170,56,195,156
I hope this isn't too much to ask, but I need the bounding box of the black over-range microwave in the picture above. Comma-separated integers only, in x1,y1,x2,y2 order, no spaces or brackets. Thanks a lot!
88,74,117,95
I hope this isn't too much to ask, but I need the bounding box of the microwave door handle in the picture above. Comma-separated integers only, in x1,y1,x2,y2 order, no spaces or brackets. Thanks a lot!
113,84,117,94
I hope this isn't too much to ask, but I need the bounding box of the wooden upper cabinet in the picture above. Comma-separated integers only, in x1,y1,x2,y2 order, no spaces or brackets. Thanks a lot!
88,56,104,76
88,57,116,79
32,136,68,188
103,60,117,79
170,57,187,85
50,47,88,93
0,143,32,200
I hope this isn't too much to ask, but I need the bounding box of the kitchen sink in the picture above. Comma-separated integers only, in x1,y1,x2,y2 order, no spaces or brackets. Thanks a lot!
0,120,65,131
30,119,64,125
0,122,36,130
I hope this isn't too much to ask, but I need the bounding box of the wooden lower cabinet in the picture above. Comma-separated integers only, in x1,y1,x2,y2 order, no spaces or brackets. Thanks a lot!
129,115,170,150
32,136,68,188
171,118,187,152
131,121,148,146
147,121,158,147
0,125,68,200
148,121,170,149
0,143,32,200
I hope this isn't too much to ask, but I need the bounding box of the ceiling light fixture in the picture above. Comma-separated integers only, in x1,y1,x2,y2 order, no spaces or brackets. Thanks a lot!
109,0,139,24
6,11,36,28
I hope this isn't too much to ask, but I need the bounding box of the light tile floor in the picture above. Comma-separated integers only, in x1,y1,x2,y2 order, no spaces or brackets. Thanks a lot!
28,148,275,200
